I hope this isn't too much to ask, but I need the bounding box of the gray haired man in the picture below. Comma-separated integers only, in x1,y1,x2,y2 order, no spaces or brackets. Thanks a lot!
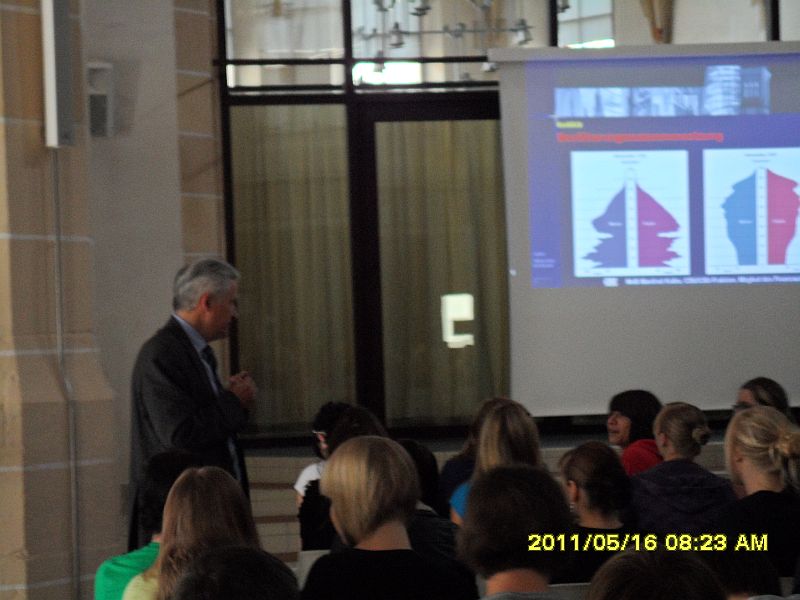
128,259,257,550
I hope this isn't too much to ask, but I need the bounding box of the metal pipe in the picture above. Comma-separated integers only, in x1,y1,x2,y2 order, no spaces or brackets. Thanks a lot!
50,148,81,600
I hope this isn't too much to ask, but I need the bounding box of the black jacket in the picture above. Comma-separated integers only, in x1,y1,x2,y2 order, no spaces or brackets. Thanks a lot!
128,317,249,549
630,459,735,536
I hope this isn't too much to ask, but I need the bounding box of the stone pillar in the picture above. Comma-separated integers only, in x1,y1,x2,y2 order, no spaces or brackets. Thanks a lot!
174,0,229,369
0,2,117,599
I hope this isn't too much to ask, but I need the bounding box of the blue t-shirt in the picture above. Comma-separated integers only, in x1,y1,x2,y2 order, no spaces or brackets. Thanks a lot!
450,481,471,519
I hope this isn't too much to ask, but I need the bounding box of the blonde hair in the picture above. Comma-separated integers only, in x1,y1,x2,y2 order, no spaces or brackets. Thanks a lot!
725,405,800,492
654,402,711,458
321,436,419,545
475,401,541,478
154,467,260,600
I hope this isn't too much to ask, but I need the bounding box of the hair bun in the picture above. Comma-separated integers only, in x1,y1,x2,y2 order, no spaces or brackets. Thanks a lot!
775,432,800,459
691,426,710,446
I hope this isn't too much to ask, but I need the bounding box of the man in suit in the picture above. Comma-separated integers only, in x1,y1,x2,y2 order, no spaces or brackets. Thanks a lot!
128,258,257,550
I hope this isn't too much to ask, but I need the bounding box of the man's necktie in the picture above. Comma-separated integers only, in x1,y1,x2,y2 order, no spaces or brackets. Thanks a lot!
201,345,223,394
201,344,242,483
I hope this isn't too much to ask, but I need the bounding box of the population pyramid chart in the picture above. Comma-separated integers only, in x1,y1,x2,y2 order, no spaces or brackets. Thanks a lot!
704,148,800,275
572,151,690,278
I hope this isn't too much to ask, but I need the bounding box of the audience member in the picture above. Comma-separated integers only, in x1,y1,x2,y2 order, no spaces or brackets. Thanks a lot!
458,465,573,599
606,389,663,475
302,436,476,600
715,405,800,575
700,551,781,600
736,377,794,422
450,400,541,524
173,546,298,600
122,467,260,600
295,401,351,507
299,405,388,550
588,549,725,600
630,402,735,535
95,450,201,600
554,441,630,583
396,439,461,564
437,397,513,515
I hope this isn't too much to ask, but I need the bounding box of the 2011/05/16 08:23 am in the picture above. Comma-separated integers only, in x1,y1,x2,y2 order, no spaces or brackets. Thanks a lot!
527,533,769,552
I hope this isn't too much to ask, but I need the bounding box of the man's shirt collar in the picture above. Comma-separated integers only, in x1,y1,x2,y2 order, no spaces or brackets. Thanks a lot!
172,313,207,354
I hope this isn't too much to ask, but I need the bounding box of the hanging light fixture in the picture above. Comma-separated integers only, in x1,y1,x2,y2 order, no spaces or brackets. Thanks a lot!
513,18,532,45
389,22,404,48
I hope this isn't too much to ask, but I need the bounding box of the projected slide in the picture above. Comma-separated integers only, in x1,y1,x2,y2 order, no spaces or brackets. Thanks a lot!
705,148,800,275
573,151,690,278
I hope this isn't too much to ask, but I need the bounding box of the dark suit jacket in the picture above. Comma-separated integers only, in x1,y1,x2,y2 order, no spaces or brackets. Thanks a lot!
128,317,250,549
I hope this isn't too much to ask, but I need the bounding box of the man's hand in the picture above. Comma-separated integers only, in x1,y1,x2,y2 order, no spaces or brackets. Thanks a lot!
228,371,257,411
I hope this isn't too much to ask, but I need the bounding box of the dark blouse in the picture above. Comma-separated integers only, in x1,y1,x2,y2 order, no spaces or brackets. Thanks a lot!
301,548,477,600
552,525,630,584
714,487,800,576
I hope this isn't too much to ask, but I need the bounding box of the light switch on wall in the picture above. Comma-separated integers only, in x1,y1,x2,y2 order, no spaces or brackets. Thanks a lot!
441,293,475,349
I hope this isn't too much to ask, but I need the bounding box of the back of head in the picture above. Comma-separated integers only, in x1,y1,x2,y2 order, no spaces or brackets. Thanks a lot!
700,551,781,598
458,465,572,580
172,259,239,311
397,438,439,510
311,401,351,458
139,450,203,538
321,436,419,546
588,550,725,600
173,546,299,600
558,441,630,517
609,390,662,442
325,406,388,456
654,402,711,459
157,467,260,600
461,397,514,460
475,400,541,477
740,377,791,417
725,405,800,491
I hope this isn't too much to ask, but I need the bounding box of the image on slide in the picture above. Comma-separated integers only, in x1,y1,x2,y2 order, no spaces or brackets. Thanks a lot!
572,151,690,278
704,148,800,275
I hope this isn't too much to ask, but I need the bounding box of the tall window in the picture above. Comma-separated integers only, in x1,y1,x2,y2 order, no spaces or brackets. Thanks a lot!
558,0,615,48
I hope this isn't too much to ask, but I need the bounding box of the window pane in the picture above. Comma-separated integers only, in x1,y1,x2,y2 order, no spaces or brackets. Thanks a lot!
376,120,509,427
352,0,550,59
580,15,613,43
581,0,612,18
231,105,355,434
225,0,343,59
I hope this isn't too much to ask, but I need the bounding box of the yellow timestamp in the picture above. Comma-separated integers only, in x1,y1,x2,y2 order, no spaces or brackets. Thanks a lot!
527,533,768,553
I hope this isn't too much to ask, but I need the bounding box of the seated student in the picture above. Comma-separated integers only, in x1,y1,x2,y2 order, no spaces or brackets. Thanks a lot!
95,450,201,600
700,551,781,600
302,436,476,600
397,438,460,565
630,402,735,536
715,405,800,576
295,401,351,507
299,406,388,550
587,550,725,600
173,546,299,600
458,465,573,599
735,377,794,422
122,467,261,600
450,400,541,525
437,397,512,516
554,441,630,583
606,390,663,476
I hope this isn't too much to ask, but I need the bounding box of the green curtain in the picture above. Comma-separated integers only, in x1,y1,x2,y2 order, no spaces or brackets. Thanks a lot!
377,120,509,426
231,105,355,432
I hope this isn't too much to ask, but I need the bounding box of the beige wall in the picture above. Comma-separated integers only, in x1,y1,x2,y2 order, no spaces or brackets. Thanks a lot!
83,0,184,523
0,1,117,598
614,0,770,45
85,0,225,504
